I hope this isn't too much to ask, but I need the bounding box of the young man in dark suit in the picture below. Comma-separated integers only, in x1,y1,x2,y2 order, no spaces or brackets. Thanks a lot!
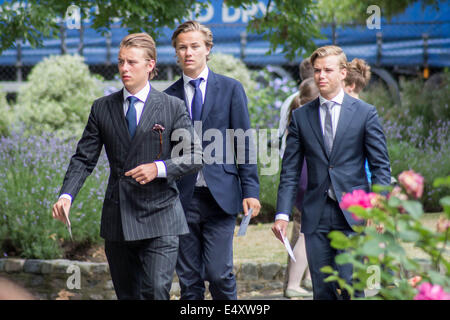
165,21,261,300
52,33,202,300
272,45,391,300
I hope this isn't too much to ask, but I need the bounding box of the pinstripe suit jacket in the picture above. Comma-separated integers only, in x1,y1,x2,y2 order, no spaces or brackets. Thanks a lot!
59,86,202,241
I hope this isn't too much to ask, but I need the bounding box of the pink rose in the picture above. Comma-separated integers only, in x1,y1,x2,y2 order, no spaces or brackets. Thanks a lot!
408,276,422,288
340,190,377,221
340,190,374,210
436,216,450,233
414,282,450,300
398,170,424,199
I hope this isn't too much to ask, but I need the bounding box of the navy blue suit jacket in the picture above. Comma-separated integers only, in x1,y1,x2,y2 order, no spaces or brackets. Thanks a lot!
164,70,259,215
276,94,391,234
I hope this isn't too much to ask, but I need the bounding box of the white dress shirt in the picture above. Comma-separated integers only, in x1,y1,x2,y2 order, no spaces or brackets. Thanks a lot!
182,66,209,187
123,82,166,178
275,89,345,222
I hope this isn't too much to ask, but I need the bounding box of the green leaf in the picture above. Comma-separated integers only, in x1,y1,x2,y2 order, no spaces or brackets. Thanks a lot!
439,196,450,217
328,231,351,249
361,239,385,256
320,265,335,274
402,201,423,220
398,229,420,242
335,252,353,265
433,176,450,188
388,196,402,208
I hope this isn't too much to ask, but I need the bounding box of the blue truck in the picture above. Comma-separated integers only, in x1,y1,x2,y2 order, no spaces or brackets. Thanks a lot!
0,0,448,97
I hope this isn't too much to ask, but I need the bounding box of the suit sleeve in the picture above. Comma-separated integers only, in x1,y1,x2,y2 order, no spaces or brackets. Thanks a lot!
364,106,391,186
165,98,203,181
59,100,103,201
230,81,260,199
275,114,305,217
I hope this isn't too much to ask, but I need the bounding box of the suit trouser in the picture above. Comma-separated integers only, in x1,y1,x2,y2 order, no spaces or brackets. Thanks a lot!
105,236,178,300
176,187,237,300
304,197,365,300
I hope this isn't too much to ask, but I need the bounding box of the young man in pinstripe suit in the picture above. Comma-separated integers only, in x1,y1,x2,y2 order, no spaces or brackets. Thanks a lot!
52,33,202,300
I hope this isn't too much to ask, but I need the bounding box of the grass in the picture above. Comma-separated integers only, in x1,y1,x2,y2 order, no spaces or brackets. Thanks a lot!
232,213,446,265
233,222,293,265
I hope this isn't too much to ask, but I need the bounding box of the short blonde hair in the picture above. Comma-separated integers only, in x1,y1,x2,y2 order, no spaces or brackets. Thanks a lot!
120,33,158,80
171,20,214,60
310,45,347,70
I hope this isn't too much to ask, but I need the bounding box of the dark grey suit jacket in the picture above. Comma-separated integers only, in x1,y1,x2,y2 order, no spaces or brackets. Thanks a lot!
60,87,202,241
276,94,391,234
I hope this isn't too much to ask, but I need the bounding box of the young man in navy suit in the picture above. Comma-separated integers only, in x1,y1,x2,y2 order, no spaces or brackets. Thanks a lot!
165,21,261,300
272,45,391,300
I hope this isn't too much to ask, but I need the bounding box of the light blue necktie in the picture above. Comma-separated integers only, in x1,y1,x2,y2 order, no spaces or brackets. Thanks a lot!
189,78,204,122
126,96,139,138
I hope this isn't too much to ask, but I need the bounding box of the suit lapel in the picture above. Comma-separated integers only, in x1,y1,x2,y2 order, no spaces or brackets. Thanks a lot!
201,71,219,122
306,98,328,158
331,94,357,159
108,89,132,147
126,88,163,160
166,78,189,114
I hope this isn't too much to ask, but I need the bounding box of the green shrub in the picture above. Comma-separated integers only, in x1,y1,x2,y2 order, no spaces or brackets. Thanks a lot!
207,53,257,93
208,53,297,129
15,54,103,139
325,173,450,300
0,131,107,259
383,116,450,212
0,87,13,137
247,67,297,129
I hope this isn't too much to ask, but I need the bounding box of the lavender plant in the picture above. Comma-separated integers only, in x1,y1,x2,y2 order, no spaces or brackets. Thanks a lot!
0,129,108,259
247,66,298,129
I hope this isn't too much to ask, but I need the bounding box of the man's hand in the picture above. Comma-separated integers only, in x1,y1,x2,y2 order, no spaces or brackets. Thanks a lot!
243,198,261,218
125,163,158,184
52,198,71,224
272,219,289,243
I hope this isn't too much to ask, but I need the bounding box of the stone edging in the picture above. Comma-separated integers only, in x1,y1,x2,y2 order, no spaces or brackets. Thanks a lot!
0,258,287,300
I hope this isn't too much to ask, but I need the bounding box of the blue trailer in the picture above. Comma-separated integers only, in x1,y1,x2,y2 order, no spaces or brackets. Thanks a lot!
0,0,448,89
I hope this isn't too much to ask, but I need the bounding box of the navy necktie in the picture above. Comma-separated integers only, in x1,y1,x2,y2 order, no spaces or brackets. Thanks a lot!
126,96,139,138
189,78,204,122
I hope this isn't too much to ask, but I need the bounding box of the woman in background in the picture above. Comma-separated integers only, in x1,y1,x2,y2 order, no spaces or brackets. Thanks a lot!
283,77,319,298
343,58,373,183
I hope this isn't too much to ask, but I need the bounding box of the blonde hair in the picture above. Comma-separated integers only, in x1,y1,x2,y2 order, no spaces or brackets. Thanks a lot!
344,58,371,93
288,77,319,123
171,20,214,60
120,33,158,80
310,45,347,70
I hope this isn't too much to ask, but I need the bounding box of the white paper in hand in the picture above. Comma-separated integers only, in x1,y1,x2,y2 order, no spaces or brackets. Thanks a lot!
236,208,253,237
279,229,296,262
63,206,73,241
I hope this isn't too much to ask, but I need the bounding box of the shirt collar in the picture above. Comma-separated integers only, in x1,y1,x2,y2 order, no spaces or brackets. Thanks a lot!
319,88,345,107
183,66,209,85
123,81,151,103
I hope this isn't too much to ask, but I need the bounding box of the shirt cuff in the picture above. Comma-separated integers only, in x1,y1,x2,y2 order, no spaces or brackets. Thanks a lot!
59,193,72,203
155,160,167,178
275,213,289,222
